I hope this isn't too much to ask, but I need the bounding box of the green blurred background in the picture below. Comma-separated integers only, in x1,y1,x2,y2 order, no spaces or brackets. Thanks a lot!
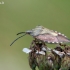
0,0,70,70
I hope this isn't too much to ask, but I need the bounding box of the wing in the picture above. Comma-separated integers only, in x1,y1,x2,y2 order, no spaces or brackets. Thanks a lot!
35,34,70,44
56,35,70,43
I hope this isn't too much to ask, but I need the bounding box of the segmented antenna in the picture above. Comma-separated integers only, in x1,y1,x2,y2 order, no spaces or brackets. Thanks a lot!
17,32,25,35
10,33,26,46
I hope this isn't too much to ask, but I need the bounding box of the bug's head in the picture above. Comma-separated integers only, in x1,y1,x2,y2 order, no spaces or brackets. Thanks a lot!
17,26,44,36
16,29,33,35
17,25,43,35
28,25,44,36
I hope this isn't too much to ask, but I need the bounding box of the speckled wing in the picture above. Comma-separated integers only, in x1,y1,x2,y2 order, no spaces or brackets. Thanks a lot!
56,34,70,43
35,34,70,43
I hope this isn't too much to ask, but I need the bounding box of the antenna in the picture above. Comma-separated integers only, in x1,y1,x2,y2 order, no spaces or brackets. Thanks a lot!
10,33,26,46
17,32,25,35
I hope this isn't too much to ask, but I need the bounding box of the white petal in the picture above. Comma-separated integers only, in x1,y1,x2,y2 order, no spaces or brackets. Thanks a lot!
42,47,46,51
36,51,38,54
36,51,45,55
53,49,59,54
22,48,32,54
39,51,45,55
58,53,65,57
67,53,70,56
48,56,51,59
53,50,65,57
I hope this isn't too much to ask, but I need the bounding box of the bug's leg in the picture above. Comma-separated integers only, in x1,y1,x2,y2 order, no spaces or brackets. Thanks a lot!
33,39,40,51
59,43,67,48
59,43,65,46
42,42,48,52
30,40,36,49
30,39,39,52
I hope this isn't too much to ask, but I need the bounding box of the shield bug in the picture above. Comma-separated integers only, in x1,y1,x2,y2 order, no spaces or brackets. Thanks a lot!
10,26,70,46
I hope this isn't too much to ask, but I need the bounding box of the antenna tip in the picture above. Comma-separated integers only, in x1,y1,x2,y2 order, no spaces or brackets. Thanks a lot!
17,32,26,35
10,43,12,46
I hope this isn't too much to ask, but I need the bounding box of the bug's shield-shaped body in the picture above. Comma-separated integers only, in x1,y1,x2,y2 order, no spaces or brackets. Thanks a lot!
29,26,70,44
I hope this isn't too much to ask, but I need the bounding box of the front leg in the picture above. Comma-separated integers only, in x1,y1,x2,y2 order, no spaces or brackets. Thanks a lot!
59,43,67,48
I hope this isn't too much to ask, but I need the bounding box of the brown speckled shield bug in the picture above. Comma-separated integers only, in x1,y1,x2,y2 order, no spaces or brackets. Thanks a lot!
10,26,70,46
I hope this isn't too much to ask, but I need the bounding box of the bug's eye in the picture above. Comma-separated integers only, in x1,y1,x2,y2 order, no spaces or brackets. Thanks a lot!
26,30,32,34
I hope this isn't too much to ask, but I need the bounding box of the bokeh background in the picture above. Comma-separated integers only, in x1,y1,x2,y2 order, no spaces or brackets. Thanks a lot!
0,0,70,70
